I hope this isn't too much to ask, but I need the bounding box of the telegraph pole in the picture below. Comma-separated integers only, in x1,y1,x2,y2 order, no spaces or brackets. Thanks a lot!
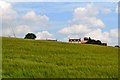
9,24,16,38
11,26,16,38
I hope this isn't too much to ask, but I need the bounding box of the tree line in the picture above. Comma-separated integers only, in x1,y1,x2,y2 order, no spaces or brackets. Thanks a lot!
84,37,107,46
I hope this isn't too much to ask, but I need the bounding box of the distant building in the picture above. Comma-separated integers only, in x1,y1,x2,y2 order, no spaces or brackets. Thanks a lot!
46,39,57,41
80,40,88,44
69,38,89,44
69,38,81,43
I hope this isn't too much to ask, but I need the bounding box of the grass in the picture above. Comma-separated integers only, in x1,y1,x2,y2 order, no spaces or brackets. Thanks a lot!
2,37,118,78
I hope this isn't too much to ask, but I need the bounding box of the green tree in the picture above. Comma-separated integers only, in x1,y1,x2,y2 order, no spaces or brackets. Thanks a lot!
24,33,36,39
84,37,89,40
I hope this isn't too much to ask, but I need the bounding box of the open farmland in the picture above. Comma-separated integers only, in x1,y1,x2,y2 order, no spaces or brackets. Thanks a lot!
2,37,118,78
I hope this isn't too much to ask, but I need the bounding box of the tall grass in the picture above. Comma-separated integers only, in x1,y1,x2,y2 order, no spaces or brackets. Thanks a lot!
2,37,118,78
0,37,2,78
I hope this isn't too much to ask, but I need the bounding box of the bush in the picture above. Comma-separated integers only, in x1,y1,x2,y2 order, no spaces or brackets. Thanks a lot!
115,45,119,48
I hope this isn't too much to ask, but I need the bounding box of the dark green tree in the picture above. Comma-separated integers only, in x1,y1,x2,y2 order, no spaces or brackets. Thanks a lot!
115,45,119,47
88,37,91,41
84,37,89,40
96,40,102,45
24,33,36,39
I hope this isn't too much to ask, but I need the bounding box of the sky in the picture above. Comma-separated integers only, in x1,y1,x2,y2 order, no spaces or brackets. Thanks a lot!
0,1,119,46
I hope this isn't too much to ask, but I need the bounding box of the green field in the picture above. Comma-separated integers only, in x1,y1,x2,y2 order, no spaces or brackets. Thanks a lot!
2,37,118,78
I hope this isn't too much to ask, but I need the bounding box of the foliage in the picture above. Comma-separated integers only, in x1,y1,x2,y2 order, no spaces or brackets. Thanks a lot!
24,33,36,39
2,37,118,78
84,37,89,40
115,45,119,47
85,37,102,45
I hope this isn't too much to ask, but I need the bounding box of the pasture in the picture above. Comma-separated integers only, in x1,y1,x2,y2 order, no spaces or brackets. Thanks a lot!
2,37,118,78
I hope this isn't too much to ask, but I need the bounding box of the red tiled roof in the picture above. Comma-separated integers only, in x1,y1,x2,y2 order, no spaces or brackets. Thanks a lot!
80,40,88,44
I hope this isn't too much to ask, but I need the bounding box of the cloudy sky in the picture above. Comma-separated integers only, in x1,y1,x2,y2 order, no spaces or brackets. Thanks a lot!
0,1,119,46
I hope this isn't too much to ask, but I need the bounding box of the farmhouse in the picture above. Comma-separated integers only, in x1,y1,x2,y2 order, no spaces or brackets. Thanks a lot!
80,40,88,44
69,38,81,43
69,38,89,44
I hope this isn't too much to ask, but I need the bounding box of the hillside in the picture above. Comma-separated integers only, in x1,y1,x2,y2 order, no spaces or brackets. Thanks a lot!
2,37,118,78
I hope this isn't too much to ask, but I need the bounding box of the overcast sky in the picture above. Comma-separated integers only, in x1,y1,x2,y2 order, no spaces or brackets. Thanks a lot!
0,1,119,46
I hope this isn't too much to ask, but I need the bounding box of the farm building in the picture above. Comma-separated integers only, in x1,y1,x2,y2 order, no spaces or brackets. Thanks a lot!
46,39,57,41
80,40,88,44
69,38,81,43
69,38,88,43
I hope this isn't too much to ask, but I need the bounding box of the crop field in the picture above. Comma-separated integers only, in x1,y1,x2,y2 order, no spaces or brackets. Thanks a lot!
2,37,118,78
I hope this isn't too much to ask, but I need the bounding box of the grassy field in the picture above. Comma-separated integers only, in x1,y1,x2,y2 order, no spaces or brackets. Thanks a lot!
2,37,118,78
